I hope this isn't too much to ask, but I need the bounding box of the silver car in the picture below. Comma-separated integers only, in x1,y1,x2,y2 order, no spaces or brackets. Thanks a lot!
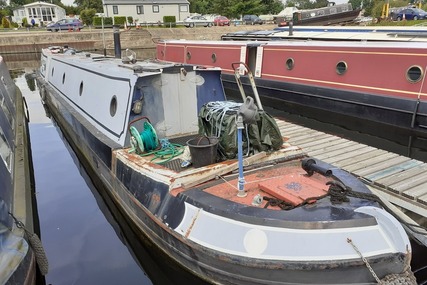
183,15,213,28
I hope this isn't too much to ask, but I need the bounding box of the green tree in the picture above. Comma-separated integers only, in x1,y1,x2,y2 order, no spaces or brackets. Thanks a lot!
348,0,362,10
2,16,9,28
73,0,103,12
262,0,284,14
80,8,96,25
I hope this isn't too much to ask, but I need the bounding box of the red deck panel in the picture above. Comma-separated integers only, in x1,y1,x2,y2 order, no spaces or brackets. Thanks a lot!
259,174,328,206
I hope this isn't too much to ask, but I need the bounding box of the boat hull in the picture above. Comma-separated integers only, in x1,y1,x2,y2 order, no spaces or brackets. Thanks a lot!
0,57,38,284
157,40,427,152
36,52,415,284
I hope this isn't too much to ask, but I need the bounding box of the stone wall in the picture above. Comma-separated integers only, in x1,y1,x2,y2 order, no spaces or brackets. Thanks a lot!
0,25,276,60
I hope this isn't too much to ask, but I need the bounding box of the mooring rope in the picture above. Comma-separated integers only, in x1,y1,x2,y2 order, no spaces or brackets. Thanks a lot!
9,212,49,276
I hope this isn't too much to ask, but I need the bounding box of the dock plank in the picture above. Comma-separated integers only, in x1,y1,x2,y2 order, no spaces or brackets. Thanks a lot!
375,164,427,186
390,174,427,193
308,140,355,155
342,152,399,172
364,160,424,181
402,182,427,200
326,146,377,164
354,156,412,177
334,149,384,168
314,142,368,161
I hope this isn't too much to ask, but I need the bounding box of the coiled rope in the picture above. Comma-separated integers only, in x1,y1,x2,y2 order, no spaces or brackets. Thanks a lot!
202,101,251,155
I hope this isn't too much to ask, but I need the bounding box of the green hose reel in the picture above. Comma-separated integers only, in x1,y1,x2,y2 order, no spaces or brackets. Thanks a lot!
129,120,158,154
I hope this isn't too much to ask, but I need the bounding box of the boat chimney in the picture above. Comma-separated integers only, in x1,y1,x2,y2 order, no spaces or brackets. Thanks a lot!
288,21,294,36
113,25,121,59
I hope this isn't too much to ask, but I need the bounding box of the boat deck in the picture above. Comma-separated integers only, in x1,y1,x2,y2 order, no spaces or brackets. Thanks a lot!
275,118,427,218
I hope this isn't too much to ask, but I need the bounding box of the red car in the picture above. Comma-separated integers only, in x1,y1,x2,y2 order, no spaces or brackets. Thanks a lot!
214,16,230,26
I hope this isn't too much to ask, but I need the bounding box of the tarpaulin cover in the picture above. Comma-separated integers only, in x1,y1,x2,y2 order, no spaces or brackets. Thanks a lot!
198,101,283,159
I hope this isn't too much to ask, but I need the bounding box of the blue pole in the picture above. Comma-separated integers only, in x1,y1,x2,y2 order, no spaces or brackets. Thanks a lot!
237,115,247,197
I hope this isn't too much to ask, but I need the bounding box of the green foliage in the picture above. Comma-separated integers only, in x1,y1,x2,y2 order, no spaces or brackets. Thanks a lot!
2,16,9,28
348,0,362,10
127,16,133,24
73,0,103,12
363,0,375,16
64,5,80,16
371,1,384,18
163,15,176,27
189,0,283,18
22,17,27,26
80,8,96,25
93,16,113,26
390,0,410,8
114,16,126,25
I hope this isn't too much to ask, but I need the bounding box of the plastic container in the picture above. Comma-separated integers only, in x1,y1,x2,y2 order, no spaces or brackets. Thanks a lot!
186,136,219,168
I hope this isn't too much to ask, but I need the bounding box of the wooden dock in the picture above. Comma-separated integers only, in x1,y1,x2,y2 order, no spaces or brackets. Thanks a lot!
275,118,427,218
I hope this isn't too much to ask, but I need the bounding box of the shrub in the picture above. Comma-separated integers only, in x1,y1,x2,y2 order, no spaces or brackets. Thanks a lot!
93,16,113,27
163,16,176,27
2,17,9,28
80,8,96,26
22,17,28,27
113,16,126,26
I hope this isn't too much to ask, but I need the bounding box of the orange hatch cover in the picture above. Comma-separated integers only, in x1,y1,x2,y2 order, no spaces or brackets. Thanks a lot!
258,174,328,206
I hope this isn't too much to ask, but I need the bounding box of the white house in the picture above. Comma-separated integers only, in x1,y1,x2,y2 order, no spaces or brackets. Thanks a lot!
102,0,190,24
12,1,66,26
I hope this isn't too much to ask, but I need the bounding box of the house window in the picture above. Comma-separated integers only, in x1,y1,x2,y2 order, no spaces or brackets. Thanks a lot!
179,5,188,12
113,6,118,14
153,5,159,13
136,5,144,14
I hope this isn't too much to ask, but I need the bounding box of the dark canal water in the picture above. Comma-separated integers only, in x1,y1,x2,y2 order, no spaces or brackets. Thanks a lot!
8,59,427,285
13,63,152,285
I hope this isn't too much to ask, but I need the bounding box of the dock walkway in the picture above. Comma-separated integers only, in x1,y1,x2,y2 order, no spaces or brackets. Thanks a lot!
275,118,427,218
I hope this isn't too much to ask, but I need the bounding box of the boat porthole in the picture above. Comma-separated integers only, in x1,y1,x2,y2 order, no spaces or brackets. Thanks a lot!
79,81,83,96
51,67,54,77
406,65,423,83
62,73,65,84
187,51,191,60
211,53,217,63
336,61,347,75
110,96,117,117
286,58,294,70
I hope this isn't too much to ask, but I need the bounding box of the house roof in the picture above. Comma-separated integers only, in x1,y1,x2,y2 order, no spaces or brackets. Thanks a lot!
102,0,189,5
23,1,61,8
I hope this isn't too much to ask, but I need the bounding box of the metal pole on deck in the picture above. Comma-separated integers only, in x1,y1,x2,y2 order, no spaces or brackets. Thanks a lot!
236,115,247,198
113,25,121,59
102,14,106,56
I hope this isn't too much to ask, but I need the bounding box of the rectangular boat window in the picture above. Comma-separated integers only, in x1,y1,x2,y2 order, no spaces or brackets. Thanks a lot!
136,5,144,14
0,93,13,128
113,5,118,14
153,5,159,13
0,126,12,172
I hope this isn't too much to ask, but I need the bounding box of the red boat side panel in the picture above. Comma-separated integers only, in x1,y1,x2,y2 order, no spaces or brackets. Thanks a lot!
261,45,427,100
157,43,186,63
186,44,242,73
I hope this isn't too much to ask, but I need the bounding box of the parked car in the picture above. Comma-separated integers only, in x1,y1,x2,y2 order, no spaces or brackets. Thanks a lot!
395,8,427,21
242,15,264,25
183,15,213,28
213,16,230,26
46,18,83,32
